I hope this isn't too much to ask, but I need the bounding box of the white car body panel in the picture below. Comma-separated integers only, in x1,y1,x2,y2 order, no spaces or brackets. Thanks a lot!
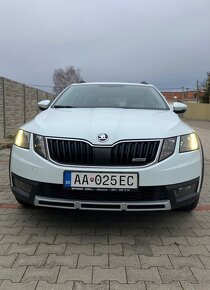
10,83,203,211
22,108,193,143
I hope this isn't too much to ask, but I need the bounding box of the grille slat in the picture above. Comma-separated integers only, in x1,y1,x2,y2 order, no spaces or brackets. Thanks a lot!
47,139,160,166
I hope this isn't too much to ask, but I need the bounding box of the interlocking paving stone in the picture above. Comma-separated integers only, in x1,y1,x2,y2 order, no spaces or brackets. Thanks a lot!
109,235,135,245
178,245,210,256
0,227,22,235
121,228,146,236
6,243,38,255
36,281,74,290
123,244,152,256
135,236,162,246
169,255,205,269
0,280,37,290
95,244,123,255
181,282,210,290
194,229,210,237
78,254,108,268
109,254,140,268
0,244,10,255
7,214,32,222
0,254,18,267
126,267,161,283
169,228,196,237
46,254,78,267
186,236,210,246
159,267,196,283
22,266,60,283
0,220,15,227
205,245,210,253
20,227,47,235
95,227,120,235
139,255,172,269
81,235,108,245
0,215,8,221
12,220,38,227
93,266,126,283
27,235,55,244
65,244,94,255
58,266,92,283
146,282,183,290
74,281,109,290
0,234,29,244
13,253,48,267
45,227,71,235
199,222,210,229
36,243,66,255
71,227,95,235
110,281,146,290
38,221,61,227
191,268,210,283
144,228,171,236
199,255,210,269
160,236,189,246
151,245,181,256
54,234,82,244
0,266,27,282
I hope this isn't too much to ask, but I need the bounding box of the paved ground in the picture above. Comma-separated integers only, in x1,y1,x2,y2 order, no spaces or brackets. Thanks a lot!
0,120,210,290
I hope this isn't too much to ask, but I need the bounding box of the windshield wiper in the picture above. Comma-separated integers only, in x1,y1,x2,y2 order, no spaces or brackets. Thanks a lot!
53,105,75,108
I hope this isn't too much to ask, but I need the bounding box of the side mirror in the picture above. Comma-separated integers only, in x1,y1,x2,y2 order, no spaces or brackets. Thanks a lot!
38,100,51,111
173,102,187,114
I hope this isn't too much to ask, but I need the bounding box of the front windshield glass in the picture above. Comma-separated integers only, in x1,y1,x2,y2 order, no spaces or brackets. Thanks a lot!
53,84,169,110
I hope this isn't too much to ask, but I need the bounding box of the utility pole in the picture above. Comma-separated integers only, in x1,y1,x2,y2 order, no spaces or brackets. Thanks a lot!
196,79,199,103
182,86,184,102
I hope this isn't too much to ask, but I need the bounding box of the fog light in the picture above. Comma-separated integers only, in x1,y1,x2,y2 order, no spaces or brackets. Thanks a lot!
13,178,32,193
174,183,197,197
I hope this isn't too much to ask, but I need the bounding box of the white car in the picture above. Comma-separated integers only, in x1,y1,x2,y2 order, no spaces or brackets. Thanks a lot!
10,83,204,211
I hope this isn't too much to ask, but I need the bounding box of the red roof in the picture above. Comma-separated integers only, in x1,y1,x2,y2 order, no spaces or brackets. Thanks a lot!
162,91,196,101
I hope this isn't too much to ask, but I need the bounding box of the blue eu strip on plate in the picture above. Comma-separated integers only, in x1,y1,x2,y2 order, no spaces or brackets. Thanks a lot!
64,171,71,188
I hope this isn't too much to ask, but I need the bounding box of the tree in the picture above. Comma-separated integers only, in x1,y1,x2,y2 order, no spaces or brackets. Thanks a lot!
53,65,84,95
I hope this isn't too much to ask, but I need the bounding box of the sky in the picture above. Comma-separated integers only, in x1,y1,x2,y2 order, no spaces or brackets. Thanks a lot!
0,0,210,92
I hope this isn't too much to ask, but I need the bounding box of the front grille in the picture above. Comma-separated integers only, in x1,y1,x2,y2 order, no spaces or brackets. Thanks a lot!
48,139,93,165
47,139,160,166
40,184,168,202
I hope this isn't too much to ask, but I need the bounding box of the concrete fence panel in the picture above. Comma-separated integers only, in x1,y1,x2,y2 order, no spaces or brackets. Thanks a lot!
0,78,4,138
5,78,25,137
184,103,210,121
0,76,55,138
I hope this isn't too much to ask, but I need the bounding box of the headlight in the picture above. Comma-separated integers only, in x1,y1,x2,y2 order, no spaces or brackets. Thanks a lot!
33,134,47,158
159,137,177,161
14,130,30,149
180,133,199,153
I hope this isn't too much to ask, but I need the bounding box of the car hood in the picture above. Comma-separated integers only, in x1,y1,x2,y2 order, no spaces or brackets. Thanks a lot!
22,108,193,145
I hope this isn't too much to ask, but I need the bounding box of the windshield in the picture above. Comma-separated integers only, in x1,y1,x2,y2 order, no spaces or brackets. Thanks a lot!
52,84,169,110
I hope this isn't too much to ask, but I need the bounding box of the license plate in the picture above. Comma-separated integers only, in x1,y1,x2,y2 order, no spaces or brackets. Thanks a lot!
63,171,138,190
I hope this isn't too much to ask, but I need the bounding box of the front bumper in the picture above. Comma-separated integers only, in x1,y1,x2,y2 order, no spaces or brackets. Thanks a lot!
11,172,200,211
10,138,203,211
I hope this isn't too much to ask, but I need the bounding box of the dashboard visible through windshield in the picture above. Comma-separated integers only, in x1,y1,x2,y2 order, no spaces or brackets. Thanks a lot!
53,84,170,110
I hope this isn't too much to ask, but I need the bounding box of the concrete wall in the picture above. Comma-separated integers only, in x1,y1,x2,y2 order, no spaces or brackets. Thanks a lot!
184,103,210,121
0,76,55,138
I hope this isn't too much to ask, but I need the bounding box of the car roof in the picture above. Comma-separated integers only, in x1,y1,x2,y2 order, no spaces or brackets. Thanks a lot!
71,82,153,87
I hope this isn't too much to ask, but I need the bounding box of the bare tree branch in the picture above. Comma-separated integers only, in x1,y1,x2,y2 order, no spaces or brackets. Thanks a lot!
53,66,84,95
